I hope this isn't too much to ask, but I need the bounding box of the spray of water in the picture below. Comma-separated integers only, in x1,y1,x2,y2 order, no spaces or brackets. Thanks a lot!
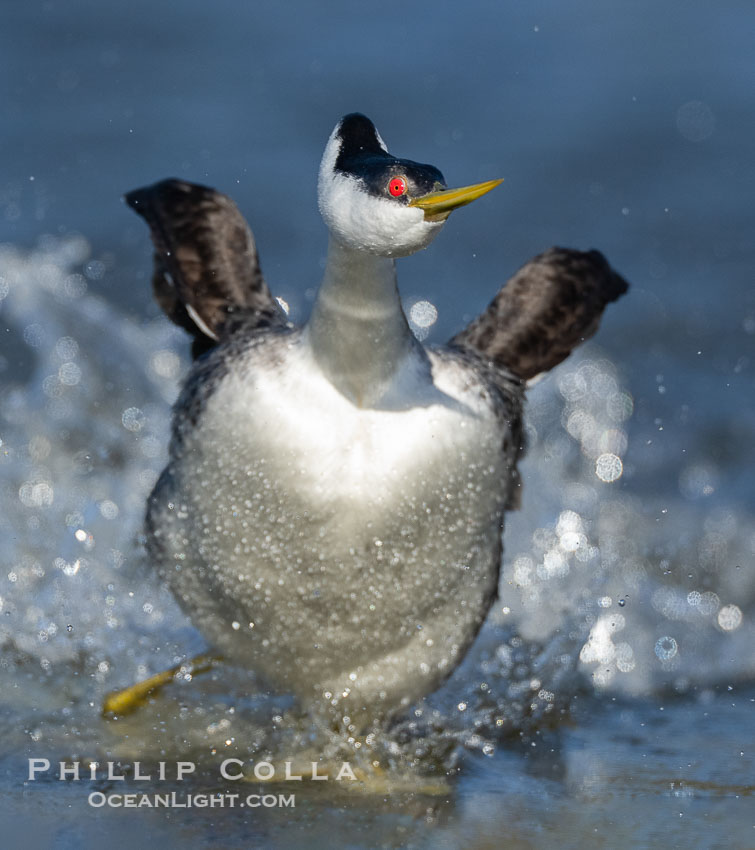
1,235,751,775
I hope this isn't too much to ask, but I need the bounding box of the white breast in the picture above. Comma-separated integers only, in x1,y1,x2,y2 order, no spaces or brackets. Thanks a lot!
150,337,512,722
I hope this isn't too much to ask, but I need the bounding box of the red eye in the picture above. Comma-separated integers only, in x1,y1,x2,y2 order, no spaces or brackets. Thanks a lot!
389,176,407,197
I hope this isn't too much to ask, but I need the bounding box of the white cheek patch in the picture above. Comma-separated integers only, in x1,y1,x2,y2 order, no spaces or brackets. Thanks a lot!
318,118,445,257
320,171,443,256
334,174,436,255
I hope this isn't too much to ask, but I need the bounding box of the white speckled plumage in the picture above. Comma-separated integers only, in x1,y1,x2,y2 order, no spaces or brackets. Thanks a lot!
148,331,514,722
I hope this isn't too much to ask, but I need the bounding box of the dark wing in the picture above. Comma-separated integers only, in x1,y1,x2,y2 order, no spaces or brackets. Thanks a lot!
125,179,287,358
450,247,628,381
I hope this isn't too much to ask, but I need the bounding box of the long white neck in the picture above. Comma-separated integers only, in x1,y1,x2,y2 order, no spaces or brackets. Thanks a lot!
305,237,418,408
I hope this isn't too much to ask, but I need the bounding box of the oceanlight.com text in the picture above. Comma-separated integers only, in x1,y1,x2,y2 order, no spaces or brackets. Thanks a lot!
87,791,295,808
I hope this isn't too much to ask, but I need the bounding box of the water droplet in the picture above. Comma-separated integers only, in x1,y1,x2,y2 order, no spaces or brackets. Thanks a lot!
717,604,742,632
655,636,678,661
407,299,438,340
121,407,145,432
595,453,623,483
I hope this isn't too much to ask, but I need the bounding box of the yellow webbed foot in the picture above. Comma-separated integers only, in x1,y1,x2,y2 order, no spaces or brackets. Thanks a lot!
102,653,221,716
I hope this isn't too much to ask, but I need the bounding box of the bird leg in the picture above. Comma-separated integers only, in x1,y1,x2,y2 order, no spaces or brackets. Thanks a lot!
102,653,222,716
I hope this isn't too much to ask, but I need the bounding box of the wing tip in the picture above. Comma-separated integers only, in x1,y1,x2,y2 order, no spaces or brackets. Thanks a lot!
123,179,200,215
586,248,629,301
547,245,630,304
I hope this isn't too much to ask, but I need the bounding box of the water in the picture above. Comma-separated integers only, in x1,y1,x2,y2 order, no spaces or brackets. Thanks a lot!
2,1,754,847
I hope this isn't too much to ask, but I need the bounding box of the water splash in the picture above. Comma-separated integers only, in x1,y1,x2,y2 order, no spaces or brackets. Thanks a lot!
0,236,195,698
1,235,752,772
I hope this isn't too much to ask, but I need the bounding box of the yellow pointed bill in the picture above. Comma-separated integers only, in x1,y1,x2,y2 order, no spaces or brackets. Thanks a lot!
408,178,503,221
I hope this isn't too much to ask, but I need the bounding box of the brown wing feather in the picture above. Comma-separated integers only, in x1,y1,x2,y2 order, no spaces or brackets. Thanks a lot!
125,179,286,355
450,247,628,380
